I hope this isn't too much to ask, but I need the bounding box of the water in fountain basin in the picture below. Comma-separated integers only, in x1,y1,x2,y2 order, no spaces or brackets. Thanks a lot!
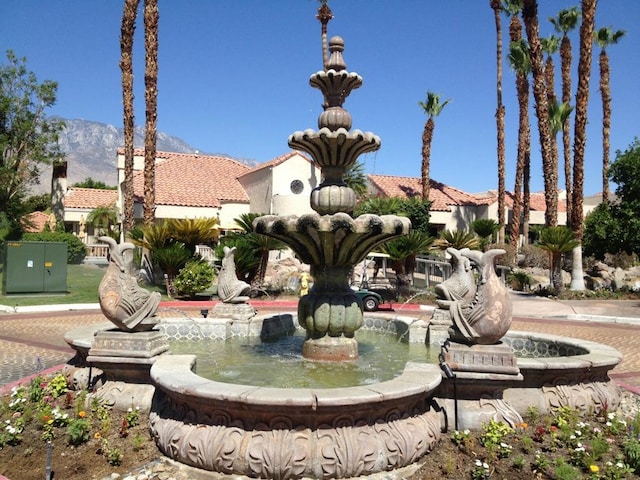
170,329,439,388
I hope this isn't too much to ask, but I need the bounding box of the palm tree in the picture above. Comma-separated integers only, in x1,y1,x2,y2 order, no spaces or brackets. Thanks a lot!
143,0,158,226
522,0,557,227
379,231,433,296
344,161,368,199
418,92,450,202
549,7,580,225
548,99,574,201
507,37,531,249
120,0,139,236
222,213,287,287
537,226,579,294
433,229,480,251
491,0,506,243
316,1,333,71
164,217,220,254
87,205,118,238
471,218,500,251
569,0,596,291
541,35,561,207
595,26,626,204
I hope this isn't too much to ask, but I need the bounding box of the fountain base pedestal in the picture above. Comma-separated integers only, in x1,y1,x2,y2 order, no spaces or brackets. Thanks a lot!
303,336,358,361
441,341,521,378
86,329,170,412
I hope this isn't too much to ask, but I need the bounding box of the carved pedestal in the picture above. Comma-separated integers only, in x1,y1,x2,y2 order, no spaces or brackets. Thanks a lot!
441,341,521,377
212,302,256,321
428,308,453,346
86,329,170,412
436,341,524,431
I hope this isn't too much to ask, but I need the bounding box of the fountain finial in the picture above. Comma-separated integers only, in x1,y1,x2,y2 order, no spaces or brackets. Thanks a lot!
326,36,346,71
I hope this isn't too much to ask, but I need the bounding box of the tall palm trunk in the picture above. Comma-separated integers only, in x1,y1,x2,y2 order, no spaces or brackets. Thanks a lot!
120,0,139,235
522,0,557,227
509,54,530,249
316,2,333,71
595,27,625,204
420,117,434,201
491,0,506,243
560,35,574,224
550,7,580,228
570,0,596,291
143,0,158,226
599,48,611,204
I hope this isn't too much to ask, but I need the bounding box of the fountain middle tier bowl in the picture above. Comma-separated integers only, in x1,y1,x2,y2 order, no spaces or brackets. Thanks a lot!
253,212,411,266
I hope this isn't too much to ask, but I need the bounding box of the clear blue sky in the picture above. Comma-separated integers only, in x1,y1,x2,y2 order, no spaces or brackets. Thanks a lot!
2,1,638,196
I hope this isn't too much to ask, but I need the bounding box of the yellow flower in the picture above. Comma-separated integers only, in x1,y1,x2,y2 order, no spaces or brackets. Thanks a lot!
94,432,102,439
589,464,600,473
78,410,87,418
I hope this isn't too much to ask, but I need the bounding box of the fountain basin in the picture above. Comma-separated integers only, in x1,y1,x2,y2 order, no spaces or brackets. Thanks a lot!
149,356,442,479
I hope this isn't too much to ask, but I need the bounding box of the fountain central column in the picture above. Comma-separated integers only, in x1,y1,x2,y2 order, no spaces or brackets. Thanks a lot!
254,36,411,361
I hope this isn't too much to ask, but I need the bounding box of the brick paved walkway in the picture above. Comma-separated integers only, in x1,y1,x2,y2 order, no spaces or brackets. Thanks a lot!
2,304,640,394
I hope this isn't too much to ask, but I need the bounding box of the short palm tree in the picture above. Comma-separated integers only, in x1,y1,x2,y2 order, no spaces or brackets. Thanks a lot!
87,205,118,238
220,213,286,287
433,229,480,251
165,217,220,254
537,226,580,294
471,218,500,251
344,161,368,199
379,231,433,295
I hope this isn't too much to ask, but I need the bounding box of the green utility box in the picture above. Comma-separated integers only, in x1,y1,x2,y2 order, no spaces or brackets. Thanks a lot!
2,242,68,294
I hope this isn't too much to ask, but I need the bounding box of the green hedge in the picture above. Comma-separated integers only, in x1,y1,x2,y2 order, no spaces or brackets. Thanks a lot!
21,231,86,264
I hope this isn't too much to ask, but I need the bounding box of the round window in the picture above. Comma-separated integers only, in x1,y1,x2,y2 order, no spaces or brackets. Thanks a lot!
290,179,304,194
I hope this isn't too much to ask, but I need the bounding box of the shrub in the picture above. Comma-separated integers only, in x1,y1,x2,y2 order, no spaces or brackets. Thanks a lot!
486,242,517,267
173,260,215,298
519,244,550,269
21,231,86,263
508,269,532,291
604,251,639,269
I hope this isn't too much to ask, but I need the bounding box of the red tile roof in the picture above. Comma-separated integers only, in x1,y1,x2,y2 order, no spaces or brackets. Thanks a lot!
131,150,251,207
240,151,312,176
368,174,489,211
493,190,567,212
21,211,50,232
64,188,118,208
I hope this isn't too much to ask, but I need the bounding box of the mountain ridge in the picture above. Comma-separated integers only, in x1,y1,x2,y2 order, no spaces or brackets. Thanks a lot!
34,118,256,192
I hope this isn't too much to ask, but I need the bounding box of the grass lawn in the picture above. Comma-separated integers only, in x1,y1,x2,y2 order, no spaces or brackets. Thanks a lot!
0,263,169,307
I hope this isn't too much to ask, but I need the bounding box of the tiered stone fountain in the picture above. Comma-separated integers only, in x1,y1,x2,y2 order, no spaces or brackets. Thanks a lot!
254,35,410,361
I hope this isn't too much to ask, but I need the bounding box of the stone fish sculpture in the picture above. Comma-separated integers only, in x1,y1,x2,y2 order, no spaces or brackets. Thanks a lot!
435,247,477,304
445,248,512,345
217,246,251,303
98,236,160,332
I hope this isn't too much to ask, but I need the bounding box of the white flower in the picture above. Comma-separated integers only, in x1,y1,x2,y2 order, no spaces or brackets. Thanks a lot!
475,459,482,467
616,462,624,468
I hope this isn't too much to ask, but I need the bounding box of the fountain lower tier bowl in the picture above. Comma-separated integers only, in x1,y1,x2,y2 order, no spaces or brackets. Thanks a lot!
143,312,621,479
64,312,622,479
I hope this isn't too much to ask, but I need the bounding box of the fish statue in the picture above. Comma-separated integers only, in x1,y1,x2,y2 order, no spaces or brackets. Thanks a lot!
447,249,512,345
98,236,160,332
217,246,251,303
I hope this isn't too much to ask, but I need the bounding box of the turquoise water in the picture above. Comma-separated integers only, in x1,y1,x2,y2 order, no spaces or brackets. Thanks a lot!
170,330,438,389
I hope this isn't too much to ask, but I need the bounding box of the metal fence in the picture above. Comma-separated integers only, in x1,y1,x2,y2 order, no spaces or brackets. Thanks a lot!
413,257,509,289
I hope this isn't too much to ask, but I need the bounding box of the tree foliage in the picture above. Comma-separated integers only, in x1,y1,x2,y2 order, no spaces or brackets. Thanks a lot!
583,138,640,258
22,231,86,264
72,178,117,190
536,226,580,293
0,51,65,239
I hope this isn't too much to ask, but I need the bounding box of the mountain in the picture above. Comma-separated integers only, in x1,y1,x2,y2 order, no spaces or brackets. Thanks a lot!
34,118,255,193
